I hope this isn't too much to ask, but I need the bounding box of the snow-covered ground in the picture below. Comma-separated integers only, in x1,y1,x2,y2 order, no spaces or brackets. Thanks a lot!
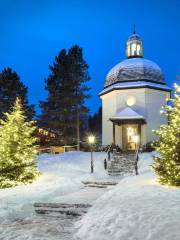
0,151,120,240
76,152,180,240
0,151,179,240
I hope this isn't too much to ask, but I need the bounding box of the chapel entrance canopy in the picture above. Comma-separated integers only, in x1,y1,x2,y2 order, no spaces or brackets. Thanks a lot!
110,107,146,124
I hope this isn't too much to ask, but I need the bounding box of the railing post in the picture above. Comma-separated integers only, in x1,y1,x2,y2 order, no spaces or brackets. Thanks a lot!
135,147,139,175
113,122,115,145
108,150,110,161
91,149,94,173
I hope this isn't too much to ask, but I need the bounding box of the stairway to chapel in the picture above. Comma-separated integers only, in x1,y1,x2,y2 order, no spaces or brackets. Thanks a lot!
107,152,136,176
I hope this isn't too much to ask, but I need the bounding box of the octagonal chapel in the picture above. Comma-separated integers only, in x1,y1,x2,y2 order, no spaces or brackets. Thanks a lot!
99,30,171,151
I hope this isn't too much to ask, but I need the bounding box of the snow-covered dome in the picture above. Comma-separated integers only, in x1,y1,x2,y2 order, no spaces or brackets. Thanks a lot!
104,29,165,88
104,58,165,88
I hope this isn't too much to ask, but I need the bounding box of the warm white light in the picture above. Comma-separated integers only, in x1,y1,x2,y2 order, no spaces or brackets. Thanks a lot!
132,135,139,143
127,127,134,136
126,96,136,106
175,84,180,92
127,45,131,56
131,43,136,55
137,44,141,55
88,135,95,144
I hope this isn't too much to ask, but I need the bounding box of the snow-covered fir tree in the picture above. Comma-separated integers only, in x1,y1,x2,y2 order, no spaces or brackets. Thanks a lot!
0,98,39,188
153,83,180,186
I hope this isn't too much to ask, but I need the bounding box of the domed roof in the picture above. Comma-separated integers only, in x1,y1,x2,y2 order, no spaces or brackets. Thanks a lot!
128,33,142,41
104,58,165,88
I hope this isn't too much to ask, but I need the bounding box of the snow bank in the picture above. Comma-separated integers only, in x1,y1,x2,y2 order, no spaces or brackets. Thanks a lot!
0,152,108,222
0,151,114,239
76,152,180,240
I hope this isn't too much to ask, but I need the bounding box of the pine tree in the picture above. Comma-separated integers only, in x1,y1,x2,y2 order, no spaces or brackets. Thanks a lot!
40,49,74,144
88,107,102,137
40,45,90,145
0,68,35,120
0,98,39,188
153,83,180,186
68,45,90,148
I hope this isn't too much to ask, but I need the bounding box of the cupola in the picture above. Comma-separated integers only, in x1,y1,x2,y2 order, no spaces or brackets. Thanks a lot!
126,26,143,58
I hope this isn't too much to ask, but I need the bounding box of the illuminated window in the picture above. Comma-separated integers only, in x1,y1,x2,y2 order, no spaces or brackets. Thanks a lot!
126,96,136,106
131,43,137,55
137,44,141,55
127,45,131,56
126,35,143,58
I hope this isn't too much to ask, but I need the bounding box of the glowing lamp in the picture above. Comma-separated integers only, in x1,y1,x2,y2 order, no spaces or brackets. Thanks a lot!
88,135,95,144
126,96,136,106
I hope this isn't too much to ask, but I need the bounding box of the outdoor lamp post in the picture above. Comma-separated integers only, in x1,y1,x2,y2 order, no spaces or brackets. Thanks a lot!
88,135,95,173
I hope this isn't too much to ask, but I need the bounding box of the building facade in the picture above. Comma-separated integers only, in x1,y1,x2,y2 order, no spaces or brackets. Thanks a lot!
99,32,171,151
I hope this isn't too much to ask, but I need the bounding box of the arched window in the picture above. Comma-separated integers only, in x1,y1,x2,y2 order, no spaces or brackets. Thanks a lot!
131,43,137,55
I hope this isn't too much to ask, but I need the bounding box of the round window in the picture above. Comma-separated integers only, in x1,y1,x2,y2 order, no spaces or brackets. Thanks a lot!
126,96,136,106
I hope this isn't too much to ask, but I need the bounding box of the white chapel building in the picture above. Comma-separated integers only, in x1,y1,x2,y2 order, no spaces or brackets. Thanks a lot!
99,31,171,151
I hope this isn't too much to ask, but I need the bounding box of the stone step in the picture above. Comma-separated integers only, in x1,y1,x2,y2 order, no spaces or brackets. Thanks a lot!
109,168,134,171
108,169,134,173
110,163,134,166
108,169,134,172
112,158,134,160
84,184,108,188
107,153,136,176
109,165,134,168
34,203,92,209
34,203,92,217
82,181,118,186
110,162,135,164
108,173,134,176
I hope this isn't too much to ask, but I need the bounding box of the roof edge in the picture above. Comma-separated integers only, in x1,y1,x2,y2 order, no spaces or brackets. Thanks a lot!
99,82,172,97
104,79,166,89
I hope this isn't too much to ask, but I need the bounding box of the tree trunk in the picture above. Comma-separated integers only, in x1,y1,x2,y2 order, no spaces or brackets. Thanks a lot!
77,109,80,151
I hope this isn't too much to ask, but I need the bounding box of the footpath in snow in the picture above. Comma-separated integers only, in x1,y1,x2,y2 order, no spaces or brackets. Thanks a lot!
0,152,122,240
76,152,180,240
0,151,179,240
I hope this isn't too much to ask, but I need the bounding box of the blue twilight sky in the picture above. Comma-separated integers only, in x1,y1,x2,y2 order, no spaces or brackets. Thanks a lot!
0,0,180,115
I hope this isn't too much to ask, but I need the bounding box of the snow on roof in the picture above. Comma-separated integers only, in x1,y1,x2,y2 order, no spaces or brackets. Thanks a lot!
110,107,144,120
99,81,171,96
104,58,165,87
128,33,142,41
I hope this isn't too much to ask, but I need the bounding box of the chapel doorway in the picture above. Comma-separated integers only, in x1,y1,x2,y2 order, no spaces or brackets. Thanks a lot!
122,124,139,151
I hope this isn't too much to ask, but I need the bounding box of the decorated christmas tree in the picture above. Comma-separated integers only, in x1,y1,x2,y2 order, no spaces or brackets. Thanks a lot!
0,98,39,188
153,83,180,186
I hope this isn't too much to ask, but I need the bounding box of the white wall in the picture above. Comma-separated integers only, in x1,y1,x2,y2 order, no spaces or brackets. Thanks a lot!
101,88,147,146
100,87,170,147
101,91,117,145
115,125,122,146
116,88,146,117
145,88,170,142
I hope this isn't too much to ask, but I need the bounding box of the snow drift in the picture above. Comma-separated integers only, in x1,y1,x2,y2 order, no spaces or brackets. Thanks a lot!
76,153,180,240
0,152,109,240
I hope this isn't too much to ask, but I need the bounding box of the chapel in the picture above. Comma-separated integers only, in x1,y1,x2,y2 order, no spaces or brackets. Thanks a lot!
99,30,171,151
